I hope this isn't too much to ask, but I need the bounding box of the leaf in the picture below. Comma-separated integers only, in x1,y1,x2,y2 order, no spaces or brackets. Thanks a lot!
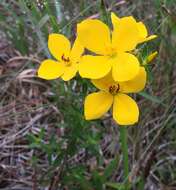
103,157,119,179
92,171,104,190
106,182,124,190
138,92,166,107
100,0,110,25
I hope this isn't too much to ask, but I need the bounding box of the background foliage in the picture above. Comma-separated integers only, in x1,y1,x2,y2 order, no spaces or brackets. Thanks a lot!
0,0,176,189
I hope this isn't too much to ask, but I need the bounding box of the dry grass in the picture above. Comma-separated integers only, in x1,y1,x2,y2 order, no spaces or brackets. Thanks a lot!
0,0,176,189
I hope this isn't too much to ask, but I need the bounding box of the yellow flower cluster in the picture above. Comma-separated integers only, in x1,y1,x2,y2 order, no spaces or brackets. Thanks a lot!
38,12,157,126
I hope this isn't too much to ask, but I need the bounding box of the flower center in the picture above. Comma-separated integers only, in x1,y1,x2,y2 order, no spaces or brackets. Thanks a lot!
109,52,117,59
109,84,120,95
106,46,117,57
61,54,71,66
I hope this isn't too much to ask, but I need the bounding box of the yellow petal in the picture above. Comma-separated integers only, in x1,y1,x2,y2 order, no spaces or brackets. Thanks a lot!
120,67,146,93
112,16,139,52
137,21,148,39
70,37,84,62
113,93,139,125
61,64,78,81
84,91,113,120
48,34,71,61
91,72,114,92
137,22,157,43
111,12,120,28
79,55,111,79
38,59,64,80
111,53,140,82
77,19,111,55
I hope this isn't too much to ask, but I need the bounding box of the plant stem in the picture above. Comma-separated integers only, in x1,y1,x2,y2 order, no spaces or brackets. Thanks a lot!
119,127,129,190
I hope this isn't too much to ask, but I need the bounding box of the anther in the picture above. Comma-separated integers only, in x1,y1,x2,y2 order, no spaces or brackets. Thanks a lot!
109,84,120,95
61,54,70,62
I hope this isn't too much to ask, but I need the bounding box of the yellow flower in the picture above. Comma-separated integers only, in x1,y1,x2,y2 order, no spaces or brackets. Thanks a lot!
111,12,157,44
78,12,156,82
84,67,146,125
38,34,84,81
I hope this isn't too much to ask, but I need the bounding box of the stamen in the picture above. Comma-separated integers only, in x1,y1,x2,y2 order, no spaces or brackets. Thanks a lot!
61,54,71,66
109,84,120,95
61,54,70,62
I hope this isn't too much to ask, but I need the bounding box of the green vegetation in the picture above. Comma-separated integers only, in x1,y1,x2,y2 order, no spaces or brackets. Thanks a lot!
0,0,176,189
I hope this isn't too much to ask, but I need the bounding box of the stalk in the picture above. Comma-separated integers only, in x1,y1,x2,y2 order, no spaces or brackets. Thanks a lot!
119,127,129,190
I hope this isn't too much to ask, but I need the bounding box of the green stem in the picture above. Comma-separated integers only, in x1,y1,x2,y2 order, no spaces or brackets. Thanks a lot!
119,127,129,190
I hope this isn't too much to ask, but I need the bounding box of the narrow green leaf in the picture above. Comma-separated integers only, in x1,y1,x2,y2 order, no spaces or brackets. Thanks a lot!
138,92,166,107
103,157,119,179
106,182,124,189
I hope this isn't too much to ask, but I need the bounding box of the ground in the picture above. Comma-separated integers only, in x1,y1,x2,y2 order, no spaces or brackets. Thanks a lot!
0,0,176,190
